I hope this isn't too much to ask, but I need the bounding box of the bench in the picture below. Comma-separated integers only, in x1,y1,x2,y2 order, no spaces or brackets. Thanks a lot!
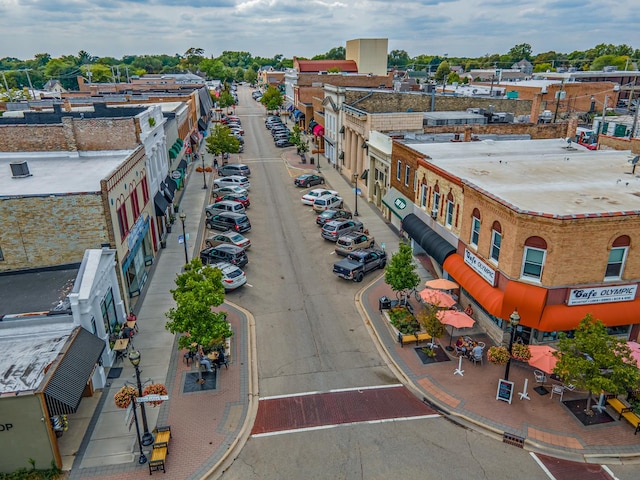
154,425,172,445
149,442,168,474
606,396,640,434
398,332,432,347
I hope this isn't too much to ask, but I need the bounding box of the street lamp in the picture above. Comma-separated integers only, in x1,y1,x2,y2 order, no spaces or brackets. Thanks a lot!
316,141,320,171
179,212,188,264
353,173,359,216
201,154,207,189
128,350,154,446
129,391,148,464
503,309,520,381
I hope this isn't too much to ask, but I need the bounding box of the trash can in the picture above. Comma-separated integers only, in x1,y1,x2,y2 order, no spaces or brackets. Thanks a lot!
379,296,391,312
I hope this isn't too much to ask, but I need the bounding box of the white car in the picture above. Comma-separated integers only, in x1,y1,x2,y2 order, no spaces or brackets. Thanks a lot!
312,194,343,212
213,185,248,197
208,262,247,291
214,175,251,190
301,188,338,206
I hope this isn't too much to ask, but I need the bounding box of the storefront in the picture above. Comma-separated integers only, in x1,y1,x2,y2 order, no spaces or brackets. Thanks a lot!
381,188,413,231
121,215,153,297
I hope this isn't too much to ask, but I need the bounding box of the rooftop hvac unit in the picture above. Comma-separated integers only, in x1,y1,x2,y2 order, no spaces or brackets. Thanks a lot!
10,161,32,178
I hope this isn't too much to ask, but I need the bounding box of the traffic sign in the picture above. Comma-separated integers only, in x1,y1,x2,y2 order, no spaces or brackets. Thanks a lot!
136,394,169,403
353,188,362,195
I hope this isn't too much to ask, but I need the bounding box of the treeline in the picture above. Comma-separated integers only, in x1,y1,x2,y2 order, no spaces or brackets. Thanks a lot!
0,43,637,95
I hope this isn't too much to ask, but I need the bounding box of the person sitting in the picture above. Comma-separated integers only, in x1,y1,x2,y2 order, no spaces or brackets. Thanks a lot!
214,350,227,369
126,311,137,323
197,347,213,372
471,342,483,360
464,304,474,317
121,325,134,339
455,337,467,356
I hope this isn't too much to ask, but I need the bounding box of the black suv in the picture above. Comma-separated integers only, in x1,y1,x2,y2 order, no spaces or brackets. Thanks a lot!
200,244,248,268
205,212,251,233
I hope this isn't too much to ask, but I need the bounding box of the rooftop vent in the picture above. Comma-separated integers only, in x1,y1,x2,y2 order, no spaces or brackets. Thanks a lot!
10,161,32,178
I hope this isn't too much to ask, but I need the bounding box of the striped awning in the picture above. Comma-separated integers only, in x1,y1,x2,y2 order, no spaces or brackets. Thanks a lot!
43,327,105,416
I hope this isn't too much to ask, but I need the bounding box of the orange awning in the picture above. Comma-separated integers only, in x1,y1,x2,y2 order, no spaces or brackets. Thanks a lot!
442,255,504,317
536,299,640,332
501,281,547,328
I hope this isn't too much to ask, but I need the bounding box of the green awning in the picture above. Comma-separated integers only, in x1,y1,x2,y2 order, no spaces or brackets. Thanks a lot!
381,188,412,220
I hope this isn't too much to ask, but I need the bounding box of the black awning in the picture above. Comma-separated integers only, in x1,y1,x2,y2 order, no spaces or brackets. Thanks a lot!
164,176,177,194
177,159,187,171
154,191,170,216
198,118,207,132
44,327,105,416
402,213,456,266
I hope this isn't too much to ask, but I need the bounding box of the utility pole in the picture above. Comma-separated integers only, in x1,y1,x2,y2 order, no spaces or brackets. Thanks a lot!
1,71,13,101
597,95,609,139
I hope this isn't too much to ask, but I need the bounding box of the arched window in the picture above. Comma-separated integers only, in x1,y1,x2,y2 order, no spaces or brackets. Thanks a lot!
445,192,454,227
606,235,630,279
490,221,502,262
432,183,441,219
521,236,547,281
470,208,481,247
116,198,129,241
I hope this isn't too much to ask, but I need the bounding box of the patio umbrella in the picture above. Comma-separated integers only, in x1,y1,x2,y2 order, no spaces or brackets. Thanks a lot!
436,310,475,349
528,345,558,374
424,278,459,290
626,341,640,364
419,288,456,308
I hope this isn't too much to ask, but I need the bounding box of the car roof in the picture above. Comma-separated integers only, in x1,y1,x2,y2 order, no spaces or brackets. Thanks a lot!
221,175,248,181
210,244,243,253
210,262,241,274
214,211,246,219
211,200,242,207
315,193,338,200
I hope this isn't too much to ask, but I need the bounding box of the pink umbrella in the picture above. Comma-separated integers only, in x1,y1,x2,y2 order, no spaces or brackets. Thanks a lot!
424,278,459,290
419,288,456,308
626,341,640,364
528,345,558,374
436,310,475,349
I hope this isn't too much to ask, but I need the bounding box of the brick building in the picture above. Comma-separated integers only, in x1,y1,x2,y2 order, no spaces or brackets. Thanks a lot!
390,138,640,345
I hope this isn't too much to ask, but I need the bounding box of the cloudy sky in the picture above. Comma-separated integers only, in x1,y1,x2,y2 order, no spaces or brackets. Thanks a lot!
1,0,637,61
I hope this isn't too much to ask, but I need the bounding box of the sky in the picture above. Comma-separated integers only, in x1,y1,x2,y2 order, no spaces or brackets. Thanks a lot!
0,0,638,61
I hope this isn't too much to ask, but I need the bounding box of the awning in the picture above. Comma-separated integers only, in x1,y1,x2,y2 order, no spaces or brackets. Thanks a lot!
536,298,640,332
501,280,548,327
402,214,456,266
293,109,301,118
287,104,294,112
190,133,200,144
154,191,170,216
177,159,187,171
164,176,177,194
443,254,504,317
168,149,177,160
43,327,105,416
198,118,207,132
381,187,412,220
313,125,325,137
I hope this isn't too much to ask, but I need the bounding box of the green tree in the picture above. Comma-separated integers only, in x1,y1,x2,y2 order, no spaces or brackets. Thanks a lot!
206,124,240,159
388,49,410,68
434,60,451,83
555,315,640,413
289,124,307,154
417,302,446,342
590,54,626,71
384,242,420,304
165,258,232,353
244,68,257,84
219,90,236,110
312,46,345,60
508,43,533,62
260,85,283,112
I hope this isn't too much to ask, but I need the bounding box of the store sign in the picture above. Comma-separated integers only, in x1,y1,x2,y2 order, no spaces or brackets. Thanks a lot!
568,284,637,306
464,249,496,286
171,170,182,179
0,423,13,432
394,198,407,210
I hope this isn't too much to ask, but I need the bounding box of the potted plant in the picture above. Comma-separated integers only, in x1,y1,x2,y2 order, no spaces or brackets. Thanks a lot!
142,383,168,407
487,346,510,366
114,385,138,409
421,347,437,358
511,343,532,362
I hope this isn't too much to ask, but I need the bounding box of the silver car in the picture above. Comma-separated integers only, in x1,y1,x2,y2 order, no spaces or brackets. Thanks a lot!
208,262,247,291
321,219,364,241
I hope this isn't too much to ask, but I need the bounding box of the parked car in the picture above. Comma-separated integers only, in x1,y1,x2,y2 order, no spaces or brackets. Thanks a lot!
213,185,248,197
212,193,250,208
200,244,248,268
332,248,387,282
316,209,352,226
205,231,251,250
301,188,338,205
205,200,245,217
208,262,247,291
295,174,324,187
218,163,251,177
272,130,290,139
205,212,251,233
321,219,364,241
275,139,294,148
265,120,284,130
312,194,343,212
228,126,244,136
335,232,375,256
214,175,251,190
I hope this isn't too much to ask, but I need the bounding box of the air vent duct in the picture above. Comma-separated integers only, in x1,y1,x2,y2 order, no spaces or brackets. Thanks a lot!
10,161,32,178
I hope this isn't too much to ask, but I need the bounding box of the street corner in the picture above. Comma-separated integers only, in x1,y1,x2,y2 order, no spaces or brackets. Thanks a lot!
283,152,318,176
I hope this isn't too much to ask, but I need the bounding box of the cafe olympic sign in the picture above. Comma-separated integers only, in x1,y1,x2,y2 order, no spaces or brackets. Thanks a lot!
568,284,637,306
464,249,496,286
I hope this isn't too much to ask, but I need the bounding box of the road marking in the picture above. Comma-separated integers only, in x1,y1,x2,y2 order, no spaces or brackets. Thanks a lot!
245,283,253,288
530,452,557,480
260,383,403,401
251,414,441,438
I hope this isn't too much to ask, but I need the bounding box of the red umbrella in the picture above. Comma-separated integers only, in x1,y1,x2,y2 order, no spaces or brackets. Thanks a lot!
424,278,459,290
436,310,475,349
419,288,456,308
528,345,558,374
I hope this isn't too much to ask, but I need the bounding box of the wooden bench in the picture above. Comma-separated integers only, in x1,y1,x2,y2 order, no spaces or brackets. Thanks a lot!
149,442,168,474
398,332,432,347
606,396,640,434
154,425,172,445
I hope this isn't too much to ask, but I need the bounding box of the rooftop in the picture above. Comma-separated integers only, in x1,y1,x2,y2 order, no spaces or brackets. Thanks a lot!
411,139,640,217
0,151,134,196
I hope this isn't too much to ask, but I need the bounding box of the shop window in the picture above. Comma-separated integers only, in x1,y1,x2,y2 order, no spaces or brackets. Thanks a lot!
470,208,481,247
490,221,502,262
100,288,118,336
117,202,129,240
396,160,401,180
420,185,427,208
521,237,547,281
404,165,410,186
605,235,630,279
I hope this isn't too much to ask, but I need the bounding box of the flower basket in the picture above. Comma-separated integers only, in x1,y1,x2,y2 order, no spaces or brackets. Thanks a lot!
114,385,138,409
195,166,204,172
142,383,168,407
511,343,531,362
204,166,213,172
487,346,510,366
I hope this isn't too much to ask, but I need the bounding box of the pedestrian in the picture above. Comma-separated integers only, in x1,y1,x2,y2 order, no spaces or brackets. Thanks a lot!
213,157,219,169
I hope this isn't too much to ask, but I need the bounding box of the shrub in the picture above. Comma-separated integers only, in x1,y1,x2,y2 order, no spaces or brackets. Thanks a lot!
388,307,420,334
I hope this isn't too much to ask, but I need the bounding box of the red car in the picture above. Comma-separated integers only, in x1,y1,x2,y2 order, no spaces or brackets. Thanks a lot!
212,193,250,208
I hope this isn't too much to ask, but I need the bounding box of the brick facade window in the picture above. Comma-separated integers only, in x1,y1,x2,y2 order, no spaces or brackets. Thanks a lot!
396,160,401,180
470,208,481,247
606,235,630,279
522,236,547,281
404,165,410,186
445,192,454,227
420,185,427,208
0,245,4,261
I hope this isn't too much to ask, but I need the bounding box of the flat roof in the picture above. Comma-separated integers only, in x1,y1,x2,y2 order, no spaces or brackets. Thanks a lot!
0,151,133,196
410,139,640,217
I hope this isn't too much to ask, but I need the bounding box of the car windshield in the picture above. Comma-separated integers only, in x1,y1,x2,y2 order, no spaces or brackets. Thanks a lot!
229,234,244,242
320,211,333,218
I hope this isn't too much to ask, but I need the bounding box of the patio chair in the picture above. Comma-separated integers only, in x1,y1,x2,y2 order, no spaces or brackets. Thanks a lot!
550,384,565,401
534,370,546,385
470,350,483,366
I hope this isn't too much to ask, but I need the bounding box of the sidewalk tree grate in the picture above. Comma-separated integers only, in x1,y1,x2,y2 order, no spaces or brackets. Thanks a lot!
183,370,217,393
502,432,525,448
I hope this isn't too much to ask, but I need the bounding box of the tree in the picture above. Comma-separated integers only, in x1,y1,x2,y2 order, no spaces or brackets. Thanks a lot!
434,61,450,83
206,124,240,159
218,90,236,110
416,302,446,342
165,258,232,353
590,54,626,71
388,49,410,68
555,315,640,413
508,43,533,62
384,242,420,304
244,68,257,84
260,85,283,112
289,124,307,154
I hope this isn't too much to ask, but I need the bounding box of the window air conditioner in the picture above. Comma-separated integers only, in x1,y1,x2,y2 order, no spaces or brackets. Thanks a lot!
431,209,438,219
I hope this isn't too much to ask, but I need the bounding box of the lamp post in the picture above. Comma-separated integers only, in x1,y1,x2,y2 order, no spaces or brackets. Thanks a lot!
353,173,359,216
130,392,148,464
316,140,320,171
128,350,154,446
201,154,207,189
179,212,188,265
503,309,520,381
